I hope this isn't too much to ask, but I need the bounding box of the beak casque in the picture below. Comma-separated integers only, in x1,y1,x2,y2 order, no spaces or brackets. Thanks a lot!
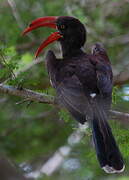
22,16,62,57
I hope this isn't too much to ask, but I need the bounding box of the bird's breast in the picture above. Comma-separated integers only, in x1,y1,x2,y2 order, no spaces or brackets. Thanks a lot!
55,62,76,82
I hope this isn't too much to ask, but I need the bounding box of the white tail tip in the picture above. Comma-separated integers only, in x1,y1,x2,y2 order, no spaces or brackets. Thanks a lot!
102,164,125,174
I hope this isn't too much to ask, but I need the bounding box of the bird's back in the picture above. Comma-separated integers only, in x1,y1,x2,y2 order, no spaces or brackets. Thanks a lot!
55,53,98,94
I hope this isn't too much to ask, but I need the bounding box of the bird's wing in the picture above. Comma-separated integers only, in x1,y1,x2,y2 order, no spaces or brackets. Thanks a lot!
91,43,113,96
45,50,58,88
57,74,93,124
90,55,113,114
96,61,113,96
45,51,92,124
96,62,112,95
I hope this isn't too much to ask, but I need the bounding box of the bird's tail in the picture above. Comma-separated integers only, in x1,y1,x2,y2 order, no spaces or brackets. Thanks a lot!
91,100,125,173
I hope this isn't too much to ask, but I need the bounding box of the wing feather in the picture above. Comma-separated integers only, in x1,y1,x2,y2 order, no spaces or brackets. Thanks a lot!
57,75,93,123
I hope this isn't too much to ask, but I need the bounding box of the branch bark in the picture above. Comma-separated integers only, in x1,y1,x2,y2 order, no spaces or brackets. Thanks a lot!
0,83,129,121
113,69,129,86
0,84,55,105
110,110,129,122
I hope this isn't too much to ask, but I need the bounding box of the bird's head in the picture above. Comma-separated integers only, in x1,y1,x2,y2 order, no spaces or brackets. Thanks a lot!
22,16,86,57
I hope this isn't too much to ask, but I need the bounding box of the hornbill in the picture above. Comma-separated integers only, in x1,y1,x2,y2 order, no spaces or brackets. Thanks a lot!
23,16,125,173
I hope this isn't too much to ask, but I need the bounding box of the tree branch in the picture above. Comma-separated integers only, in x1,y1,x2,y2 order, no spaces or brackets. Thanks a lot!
110,110,129,122
108,33,129,45
0,84,55,105
0,83,129,122
113,69,129,86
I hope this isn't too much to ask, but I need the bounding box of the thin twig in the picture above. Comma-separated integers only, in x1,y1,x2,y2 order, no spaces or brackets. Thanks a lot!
0,51,16,79
3,57,43,85
16,98,30,105
7,0,34,41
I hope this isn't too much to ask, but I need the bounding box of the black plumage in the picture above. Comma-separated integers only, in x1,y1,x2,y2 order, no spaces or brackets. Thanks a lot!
23,16,125,173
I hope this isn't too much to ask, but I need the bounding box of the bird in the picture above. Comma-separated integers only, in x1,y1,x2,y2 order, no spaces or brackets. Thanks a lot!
23,16,125,173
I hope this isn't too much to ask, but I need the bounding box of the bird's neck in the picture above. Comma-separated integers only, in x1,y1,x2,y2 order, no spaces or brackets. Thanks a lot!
60,43,84,58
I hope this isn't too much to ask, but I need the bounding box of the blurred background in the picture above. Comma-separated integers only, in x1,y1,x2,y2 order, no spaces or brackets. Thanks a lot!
0,0,129,179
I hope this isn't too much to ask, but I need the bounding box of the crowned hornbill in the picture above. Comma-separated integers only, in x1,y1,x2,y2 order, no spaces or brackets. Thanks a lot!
23,16,125,173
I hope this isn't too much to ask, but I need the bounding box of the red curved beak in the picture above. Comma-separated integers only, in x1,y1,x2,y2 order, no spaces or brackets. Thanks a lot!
22,16,62,57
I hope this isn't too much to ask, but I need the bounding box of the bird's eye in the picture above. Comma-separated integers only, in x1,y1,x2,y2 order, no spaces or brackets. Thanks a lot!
60,25,65,29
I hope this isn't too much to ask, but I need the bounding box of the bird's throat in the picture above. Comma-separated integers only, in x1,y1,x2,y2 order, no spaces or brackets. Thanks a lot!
60,42,84,58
